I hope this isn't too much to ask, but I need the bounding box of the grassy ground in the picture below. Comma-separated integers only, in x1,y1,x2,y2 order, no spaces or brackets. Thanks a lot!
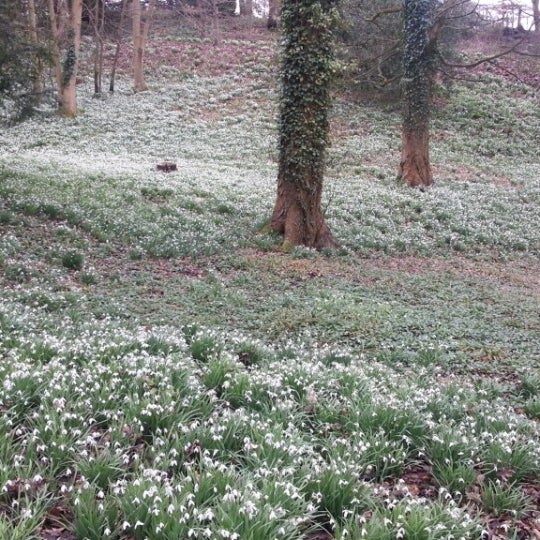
0,23,539,539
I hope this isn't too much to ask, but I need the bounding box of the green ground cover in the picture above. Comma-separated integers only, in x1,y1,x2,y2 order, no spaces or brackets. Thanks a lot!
0,32,539,539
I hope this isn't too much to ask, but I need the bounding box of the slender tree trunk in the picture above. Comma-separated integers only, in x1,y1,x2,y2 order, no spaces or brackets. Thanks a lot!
211,0,220,45
269,0,338,249
533,0,540,32
58,0,82,116
47,0,63,96
109,0,128,93
132,0,155,92
239,0,252,16
267,0,278,29
93,0,105,95
398,0,434,188
27,0,43,99
132,0,144,91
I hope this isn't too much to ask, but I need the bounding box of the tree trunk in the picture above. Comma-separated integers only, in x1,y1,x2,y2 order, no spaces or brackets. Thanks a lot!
48,0,82,116
132,0,144,91
109,0,128,93
269,0,338,250
267,0,278,29
399,123,432,188
132,0,155,92
58,0,82,116
271,172,337,249
398,0,434,188
211,0,220,44
27,0,43,99
533,0,540,32
92,0,105,95
239,0,252,16
47,0,63,97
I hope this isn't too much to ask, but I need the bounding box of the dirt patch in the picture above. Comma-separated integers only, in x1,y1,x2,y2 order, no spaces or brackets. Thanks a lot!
237,248,540,297
363,255,540,295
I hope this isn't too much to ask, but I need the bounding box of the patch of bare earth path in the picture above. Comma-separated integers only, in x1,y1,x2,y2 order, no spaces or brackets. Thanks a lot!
239,248,540,297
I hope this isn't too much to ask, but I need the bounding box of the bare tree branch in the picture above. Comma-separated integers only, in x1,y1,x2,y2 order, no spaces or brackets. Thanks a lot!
438,39,525,68
364,6,402,23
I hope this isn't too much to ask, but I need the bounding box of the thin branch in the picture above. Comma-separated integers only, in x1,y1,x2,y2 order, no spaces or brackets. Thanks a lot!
438,39,525,68
364,6,402,23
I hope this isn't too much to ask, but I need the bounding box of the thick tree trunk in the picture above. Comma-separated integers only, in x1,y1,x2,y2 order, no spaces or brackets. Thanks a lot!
269,0,338,250
271,172,337,250
399,123,433,187
398,0,434,188
533,0,540,32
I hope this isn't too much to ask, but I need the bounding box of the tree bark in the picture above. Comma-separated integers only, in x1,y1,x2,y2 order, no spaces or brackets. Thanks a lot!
132,0,144,91
47,0,82,116
58,0,82,116
109,0,128,92
269,0,338,250
132,0,155,92
398,0,435,188
267,0,278,29
399,123,432,188
27,0,43,99
239,0,253,16
47,0,63,96
533,0,540,32
271,173,337,249
92,0,105,95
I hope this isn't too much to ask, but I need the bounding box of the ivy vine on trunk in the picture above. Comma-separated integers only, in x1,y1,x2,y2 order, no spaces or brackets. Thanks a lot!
398,0,437,188
269,0,339,249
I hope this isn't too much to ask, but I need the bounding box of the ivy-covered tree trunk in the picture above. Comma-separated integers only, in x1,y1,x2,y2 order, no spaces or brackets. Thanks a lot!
58,0,83,117
269,0,338,249
398,0,434,188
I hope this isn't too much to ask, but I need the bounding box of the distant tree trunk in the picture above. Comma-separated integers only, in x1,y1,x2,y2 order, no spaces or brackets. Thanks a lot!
48,0,83,116
47,0,63,95
211,0,221,44
533,0,540,32
269,0,338,249
132,0,155,92
398,0,436,188
92,0,105,95
239,0,253,16
58,0,82,116
27,0,43,99
267,0,278,29
109,0,128,92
